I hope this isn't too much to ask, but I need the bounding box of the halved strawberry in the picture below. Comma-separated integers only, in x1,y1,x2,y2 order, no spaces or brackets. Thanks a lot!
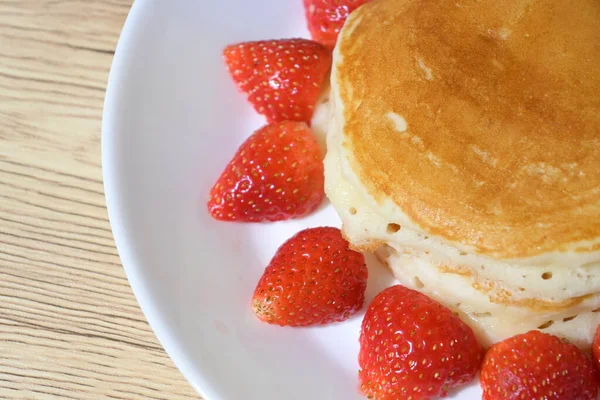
303,0,372,50
207,121,324,222
593,325,600,379
481,330,598,400
252,227,368,326
223,38,331,123
359,285,482,400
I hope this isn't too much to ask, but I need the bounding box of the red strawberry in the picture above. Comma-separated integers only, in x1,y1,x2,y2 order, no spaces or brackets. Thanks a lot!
594,325,600,379
252,227,367,326
359,285,482,400
208,121,324,222
223,38,331,123
481,330,598,400
303,0,372,50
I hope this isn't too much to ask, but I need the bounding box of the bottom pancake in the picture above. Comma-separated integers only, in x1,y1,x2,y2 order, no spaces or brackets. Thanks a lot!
378,244,600,349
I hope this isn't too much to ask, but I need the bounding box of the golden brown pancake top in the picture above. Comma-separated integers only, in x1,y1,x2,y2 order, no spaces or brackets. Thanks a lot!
335,0,600,259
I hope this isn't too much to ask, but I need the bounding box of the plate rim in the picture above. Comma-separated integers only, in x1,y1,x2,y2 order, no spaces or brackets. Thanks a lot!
101,1,218,399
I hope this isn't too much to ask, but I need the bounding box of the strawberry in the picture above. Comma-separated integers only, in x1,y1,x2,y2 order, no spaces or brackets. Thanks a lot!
208,121,324,222
594,325,600,379
252,227,367,326
303,0,372,50
223,38,331,123
481,330,598,400
359,285,482,400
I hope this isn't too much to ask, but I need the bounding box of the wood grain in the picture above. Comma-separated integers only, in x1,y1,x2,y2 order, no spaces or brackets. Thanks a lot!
0,1,198,398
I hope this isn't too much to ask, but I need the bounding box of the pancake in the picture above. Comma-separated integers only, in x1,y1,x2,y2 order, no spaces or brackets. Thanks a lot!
323,0,600,347
332,0,600,258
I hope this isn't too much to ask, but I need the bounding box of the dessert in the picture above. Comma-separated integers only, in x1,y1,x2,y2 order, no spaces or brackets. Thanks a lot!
209,0,600,397
324,0,600,348
480,330,598,400
359,285,482,399
252,227,368,326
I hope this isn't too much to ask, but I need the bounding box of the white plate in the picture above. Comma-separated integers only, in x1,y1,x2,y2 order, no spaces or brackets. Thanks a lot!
102,0,481,398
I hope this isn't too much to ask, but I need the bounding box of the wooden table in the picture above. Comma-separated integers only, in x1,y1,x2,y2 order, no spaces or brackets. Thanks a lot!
0,1,198,398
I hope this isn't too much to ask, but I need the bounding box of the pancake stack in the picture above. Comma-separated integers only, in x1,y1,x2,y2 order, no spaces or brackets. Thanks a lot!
323,0,600,347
